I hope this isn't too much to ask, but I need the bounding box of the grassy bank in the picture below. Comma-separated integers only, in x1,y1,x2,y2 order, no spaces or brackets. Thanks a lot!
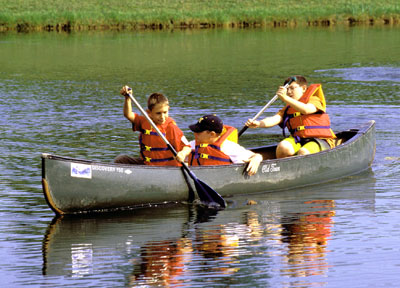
1,0,399,32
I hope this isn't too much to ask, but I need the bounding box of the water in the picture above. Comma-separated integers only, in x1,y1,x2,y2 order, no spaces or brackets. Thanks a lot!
1,26,400,287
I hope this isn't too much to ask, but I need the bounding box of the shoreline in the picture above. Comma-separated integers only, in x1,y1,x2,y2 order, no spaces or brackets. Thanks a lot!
1,18,399,33
1,0,399,33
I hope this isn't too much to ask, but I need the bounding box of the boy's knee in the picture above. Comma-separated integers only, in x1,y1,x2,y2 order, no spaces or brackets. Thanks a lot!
276,140,295,158
297,147,311,156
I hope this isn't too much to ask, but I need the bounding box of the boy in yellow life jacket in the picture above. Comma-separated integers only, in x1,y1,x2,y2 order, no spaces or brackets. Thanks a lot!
246,76,336,158
188,114,263,176
115,85,191,165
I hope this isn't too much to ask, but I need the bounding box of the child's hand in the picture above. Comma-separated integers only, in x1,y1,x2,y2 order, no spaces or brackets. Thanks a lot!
276,86,288,100
175,150,186,163
120,85,131,96
176,146,192,163
245,119,260,128
245,153,263,176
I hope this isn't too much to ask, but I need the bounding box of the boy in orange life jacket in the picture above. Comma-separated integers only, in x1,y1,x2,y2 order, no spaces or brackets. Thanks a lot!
188,114,263,176
114,86,192,166
246,76,336,158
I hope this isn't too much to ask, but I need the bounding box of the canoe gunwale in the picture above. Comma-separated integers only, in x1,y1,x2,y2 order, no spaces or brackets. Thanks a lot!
41,120,374,169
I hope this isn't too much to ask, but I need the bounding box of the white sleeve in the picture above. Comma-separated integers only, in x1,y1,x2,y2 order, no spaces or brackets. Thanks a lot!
220,140,254,164
189,140,196,150
181,135,190,146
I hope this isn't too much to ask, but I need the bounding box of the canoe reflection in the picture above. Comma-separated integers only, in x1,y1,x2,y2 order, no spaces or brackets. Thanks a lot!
42,175,375,285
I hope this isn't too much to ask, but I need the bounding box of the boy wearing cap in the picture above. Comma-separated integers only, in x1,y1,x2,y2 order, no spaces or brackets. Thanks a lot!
246,76,336,158
188,114,263,176
115,86,191,166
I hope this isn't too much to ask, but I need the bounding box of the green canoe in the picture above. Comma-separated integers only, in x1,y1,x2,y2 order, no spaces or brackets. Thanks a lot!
42,120,376,215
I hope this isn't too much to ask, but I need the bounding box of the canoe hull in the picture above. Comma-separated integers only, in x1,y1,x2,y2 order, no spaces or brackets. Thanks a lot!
42,121,376,214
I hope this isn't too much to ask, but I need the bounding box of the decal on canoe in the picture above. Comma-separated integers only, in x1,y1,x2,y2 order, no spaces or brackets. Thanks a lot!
92,165,126,173
261,163,280,173
71,163,92,179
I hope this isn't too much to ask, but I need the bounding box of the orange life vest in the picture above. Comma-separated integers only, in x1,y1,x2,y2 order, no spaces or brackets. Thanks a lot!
138,117,180,166
188,125,237,166
281,84,335,141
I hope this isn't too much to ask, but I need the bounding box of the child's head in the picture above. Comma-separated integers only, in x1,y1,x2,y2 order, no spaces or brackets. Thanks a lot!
284,75,308,100
284,75,307,87
189,114,223,144
147,93,169,125
147,92,169,110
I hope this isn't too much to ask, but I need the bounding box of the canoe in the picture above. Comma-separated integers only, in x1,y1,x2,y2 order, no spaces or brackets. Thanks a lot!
41,120,376,215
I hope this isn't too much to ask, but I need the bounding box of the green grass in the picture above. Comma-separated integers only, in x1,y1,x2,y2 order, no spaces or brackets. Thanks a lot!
0,0,399,31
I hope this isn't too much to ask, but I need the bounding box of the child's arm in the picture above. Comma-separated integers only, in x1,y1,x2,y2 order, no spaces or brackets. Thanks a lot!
277,86,317,115
246,113,282,128
120,86,136,123
169,126,192,163
244,153,263,176
221,141,262,176
176,146,192,163
280,95,317,115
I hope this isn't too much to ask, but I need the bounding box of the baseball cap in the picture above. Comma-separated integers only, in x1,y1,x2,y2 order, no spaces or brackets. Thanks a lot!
189,114,223,133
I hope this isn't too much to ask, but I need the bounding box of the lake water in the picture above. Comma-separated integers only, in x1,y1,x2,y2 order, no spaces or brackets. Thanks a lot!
1,26,400,287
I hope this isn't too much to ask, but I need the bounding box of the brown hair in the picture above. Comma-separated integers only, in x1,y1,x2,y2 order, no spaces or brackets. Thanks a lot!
147,93,169,111
285,75,307,87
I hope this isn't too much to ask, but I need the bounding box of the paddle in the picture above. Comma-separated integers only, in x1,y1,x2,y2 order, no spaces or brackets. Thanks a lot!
238,76,297,137
125,88,226,208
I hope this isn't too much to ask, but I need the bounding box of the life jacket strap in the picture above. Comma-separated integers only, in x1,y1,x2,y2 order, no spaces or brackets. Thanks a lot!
291,125,331,133
141,144,169,152
199,153,209,159
144,156,175,163
195,144,220,150
196,153,232,163
142,129,165,136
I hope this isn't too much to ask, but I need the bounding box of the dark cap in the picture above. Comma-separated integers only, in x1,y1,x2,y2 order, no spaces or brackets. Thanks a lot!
189,114,223,133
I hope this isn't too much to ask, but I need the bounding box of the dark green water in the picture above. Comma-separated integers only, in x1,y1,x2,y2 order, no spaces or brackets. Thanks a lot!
1,26,399,287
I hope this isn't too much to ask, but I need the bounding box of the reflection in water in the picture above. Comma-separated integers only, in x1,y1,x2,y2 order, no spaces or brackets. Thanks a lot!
71,243,93,277
42,178,375,287
130,238,193,287
280,200,335,278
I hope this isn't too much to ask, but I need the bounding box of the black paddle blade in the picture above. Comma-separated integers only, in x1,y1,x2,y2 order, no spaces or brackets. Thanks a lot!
193,178,226,208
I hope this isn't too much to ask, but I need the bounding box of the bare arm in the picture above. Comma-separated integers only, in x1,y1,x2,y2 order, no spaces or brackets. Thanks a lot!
244,153,263,176
277,86,317,115
279,94,317,114
120,85,136,123
175,146,192,163
123,96,136,122
246,113,283,129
